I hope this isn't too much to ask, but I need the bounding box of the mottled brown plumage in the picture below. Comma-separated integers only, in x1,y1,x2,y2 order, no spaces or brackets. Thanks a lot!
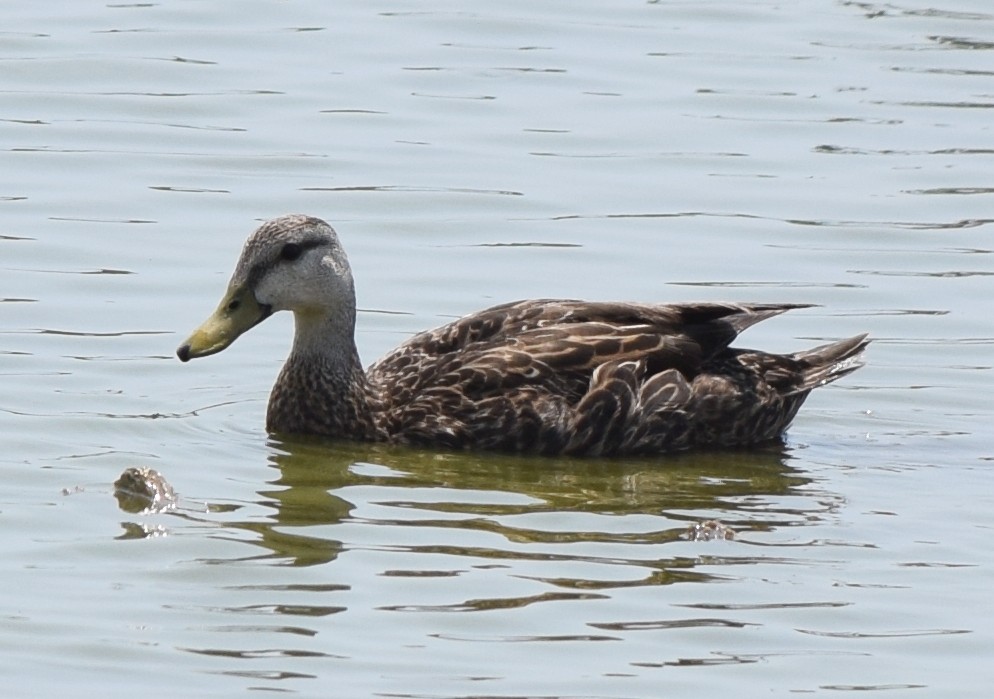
177,214,869,456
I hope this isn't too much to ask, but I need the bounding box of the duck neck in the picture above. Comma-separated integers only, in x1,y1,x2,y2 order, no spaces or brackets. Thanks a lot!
266,308,379,440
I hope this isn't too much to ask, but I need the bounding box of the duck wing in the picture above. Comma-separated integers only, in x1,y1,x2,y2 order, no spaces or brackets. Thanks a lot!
399,299,807,353
366,300,817,453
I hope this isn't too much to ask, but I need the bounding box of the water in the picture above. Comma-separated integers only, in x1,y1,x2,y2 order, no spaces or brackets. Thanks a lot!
2,1,992,696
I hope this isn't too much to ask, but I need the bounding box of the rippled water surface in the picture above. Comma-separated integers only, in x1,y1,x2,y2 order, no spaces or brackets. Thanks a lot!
2,1,993,696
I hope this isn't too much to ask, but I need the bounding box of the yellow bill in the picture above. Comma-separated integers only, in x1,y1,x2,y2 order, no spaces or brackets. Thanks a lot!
176,285,271,362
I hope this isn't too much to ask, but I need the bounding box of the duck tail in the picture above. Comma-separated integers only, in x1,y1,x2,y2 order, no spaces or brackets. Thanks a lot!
792,333,870,391
721,303,817,335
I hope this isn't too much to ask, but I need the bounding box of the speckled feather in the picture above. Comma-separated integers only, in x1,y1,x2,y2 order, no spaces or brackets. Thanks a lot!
183,215,869,456
359,299,868,455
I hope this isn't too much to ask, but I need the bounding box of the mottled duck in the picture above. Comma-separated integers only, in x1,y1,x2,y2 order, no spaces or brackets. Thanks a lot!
177,214,868,456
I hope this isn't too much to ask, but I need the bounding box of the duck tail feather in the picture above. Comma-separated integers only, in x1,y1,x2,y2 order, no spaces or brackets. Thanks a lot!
725,303,817,335
792,333,870,391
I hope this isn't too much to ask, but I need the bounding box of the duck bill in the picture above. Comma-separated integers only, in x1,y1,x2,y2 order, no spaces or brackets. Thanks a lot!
176,285,272,362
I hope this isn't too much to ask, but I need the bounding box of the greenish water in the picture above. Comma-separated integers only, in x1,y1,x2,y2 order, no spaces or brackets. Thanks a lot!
2,1,993,697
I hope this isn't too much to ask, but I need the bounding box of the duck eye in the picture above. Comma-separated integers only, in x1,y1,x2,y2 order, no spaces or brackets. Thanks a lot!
280,242,302,262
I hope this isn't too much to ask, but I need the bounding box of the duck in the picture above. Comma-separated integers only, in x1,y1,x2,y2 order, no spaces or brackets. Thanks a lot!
177,214,868,456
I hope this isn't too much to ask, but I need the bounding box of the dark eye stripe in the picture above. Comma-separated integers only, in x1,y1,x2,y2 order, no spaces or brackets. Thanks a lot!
244,236,329,288
279,236,325,263
280,242,302,261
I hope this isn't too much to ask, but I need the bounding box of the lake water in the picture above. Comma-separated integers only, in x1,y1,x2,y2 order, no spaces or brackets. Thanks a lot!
2,1,992,696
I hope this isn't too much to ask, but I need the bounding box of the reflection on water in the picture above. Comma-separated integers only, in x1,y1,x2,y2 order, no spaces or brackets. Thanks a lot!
162,436,829,574
116,439,857,688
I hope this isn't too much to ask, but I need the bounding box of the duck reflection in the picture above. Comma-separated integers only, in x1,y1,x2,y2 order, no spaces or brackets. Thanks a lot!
267,436,806,510
242,436,819,570
116,436,831,573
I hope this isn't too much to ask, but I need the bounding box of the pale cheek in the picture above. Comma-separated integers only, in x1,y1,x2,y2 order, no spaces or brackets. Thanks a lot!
254,276,291,311
277,278,334,313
